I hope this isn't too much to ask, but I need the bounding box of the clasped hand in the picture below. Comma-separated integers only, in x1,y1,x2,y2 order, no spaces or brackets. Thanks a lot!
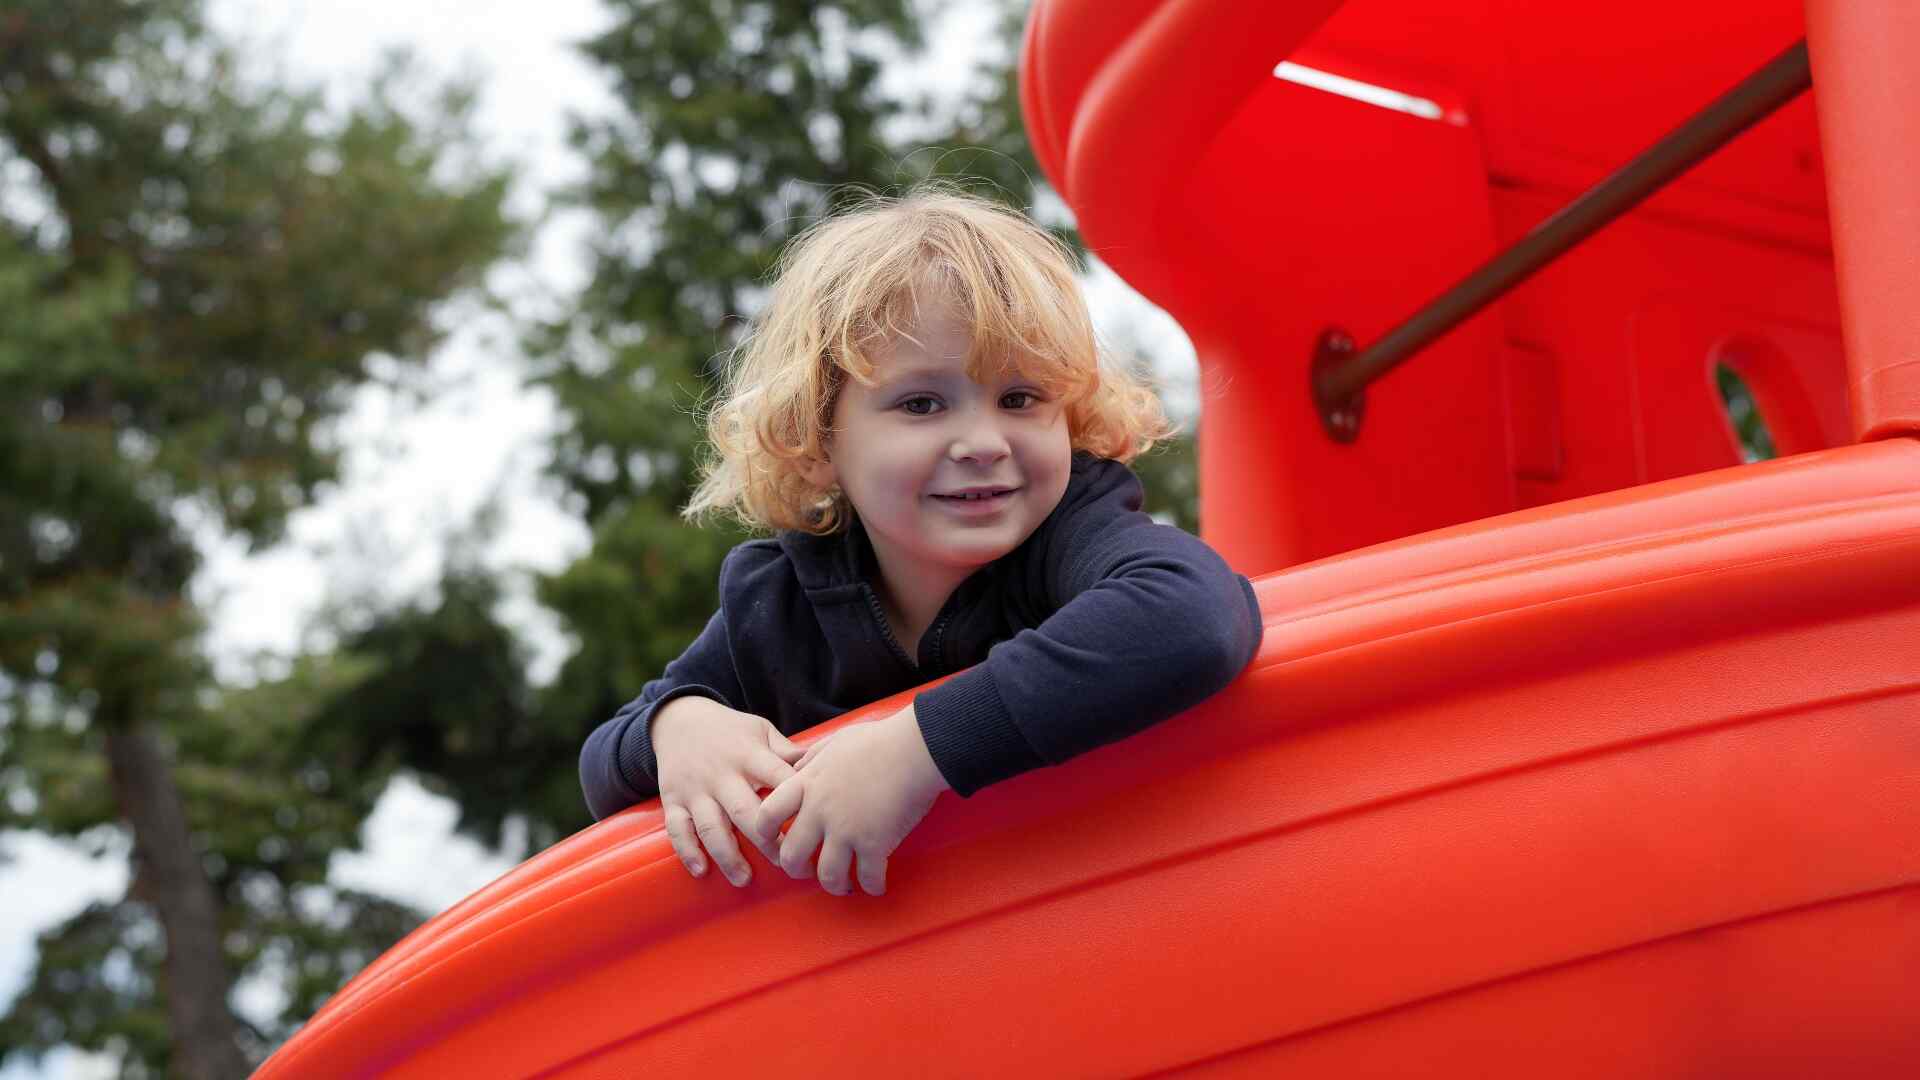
650,695,804,887
651,698,950,896
752,706,949,896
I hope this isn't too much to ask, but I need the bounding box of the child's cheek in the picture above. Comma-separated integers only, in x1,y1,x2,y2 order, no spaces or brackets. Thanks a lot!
1038,461,1072,517
881,451,933,499
1027,429,1074,507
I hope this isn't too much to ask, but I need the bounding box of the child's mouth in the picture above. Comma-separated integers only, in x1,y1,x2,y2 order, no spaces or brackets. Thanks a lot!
933,488,1018,509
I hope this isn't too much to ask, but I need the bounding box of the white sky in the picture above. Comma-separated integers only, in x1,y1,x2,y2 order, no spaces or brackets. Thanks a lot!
0,3,1196,1075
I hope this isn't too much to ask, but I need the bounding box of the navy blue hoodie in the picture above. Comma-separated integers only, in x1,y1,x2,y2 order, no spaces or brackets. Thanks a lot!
580,452,1264,820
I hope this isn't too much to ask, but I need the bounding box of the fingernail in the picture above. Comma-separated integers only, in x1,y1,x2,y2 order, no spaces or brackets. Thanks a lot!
688,861,705,877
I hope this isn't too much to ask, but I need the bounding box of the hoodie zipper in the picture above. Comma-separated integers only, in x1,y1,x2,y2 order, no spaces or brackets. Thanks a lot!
863,585,955,674
923,608,952,671
864,586,918,671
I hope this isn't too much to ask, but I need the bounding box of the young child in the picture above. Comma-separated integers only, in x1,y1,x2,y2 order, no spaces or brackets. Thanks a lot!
579,185,1264,897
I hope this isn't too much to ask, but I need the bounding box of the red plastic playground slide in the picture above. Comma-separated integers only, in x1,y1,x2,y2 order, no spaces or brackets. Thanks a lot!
258,1,1919,1076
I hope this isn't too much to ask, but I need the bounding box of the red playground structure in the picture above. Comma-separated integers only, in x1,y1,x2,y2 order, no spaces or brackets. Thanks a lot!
259,1,1919,1076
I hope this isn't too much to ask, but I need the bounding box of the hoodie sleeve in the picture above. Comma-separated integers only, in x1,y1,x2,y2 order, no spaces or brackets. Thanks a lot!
579,605,746,822
911,458,1265,797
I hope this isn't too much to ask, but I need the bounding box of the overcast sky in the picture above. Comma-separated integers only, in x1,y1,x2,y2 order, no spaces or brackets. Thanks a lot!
0,3,1196,1075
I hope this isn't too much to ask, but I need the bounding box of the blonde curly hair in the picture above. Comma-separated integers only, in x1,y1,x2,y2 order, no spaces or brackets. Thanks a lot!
683,183,1175,535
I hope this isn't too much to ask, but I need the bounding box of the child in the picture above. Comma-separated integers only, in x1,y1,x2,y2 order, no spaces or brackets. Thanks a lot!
579,185,1264,897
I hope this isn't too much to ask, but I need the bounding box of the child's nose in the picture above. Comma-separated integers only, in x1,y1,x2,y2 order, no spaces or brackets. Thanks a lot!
948,408,1011,464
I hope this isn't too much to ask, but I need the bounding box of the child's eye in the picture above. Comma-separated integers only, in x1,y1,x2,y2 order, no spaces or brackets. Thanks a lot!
1002,390,1040,410
899,395,942,416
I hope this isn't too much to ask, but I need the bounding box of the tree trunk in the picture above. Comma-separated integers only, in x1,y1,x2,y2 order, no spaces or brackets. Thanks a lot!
104,723,251,1080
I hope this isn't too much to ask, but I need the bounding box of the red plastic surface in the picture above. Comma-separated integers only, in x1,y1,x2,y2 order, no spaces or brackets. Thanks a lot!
257,442,1920,1078
1023,0,1917,572
1806,0,1920,443
257,2,1920,1075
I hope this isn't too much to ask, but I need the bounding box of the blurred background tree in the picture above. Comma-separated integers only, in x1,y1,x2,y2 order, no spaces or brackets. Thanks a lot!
0,0,515,1075
2,0,1200,1072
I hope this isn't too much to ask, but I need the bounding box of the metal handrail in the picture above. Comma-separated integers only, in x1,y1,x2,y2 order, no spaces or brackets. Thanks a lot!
1311,40,1813,443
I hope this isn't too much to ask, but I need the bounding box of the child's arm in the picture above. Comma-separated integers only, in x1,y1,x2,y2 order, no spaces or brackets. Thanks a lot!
579,605,739,820
909,458,1264,796
579,546,796,787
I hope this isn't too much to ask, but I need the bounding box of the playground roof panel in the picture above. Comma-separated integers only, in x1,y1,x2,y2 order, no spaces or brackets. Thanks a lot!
1022,0,1826,293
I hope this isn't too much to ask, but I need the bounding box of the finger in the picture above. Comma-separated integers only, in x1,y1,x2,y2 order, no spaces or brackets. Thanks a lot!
754,775,806,842
855,850,888,897
743,749,795,792
779,806,824,881
662,803,706,879
816,837,853,896
691,798,751,887
794,733,836,771
767,728,805,764
716,775,778,862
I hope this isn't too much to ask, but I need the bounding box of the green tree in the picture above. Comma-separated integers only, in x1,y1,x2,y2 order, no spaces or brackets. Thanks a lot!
0,1,515,1074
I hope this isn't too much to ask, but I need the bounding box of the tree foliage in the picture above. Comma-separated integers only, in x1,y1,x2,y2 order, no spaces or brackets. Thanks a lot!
0,1,515,1073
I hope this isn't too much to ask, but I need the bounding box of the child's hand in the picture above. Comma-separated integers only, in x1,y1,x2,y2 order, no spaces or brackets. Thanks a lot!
753,706,950,896
650,696,805,887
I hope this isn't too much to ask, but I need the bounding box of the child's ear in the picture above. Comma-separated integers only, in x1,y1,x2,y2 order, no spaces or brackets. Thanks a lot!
800,453,836,492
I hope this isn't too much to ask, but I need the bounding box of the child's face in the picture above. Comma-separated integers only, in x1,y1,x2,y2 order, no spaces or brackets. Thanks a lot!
807,295,1073,584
